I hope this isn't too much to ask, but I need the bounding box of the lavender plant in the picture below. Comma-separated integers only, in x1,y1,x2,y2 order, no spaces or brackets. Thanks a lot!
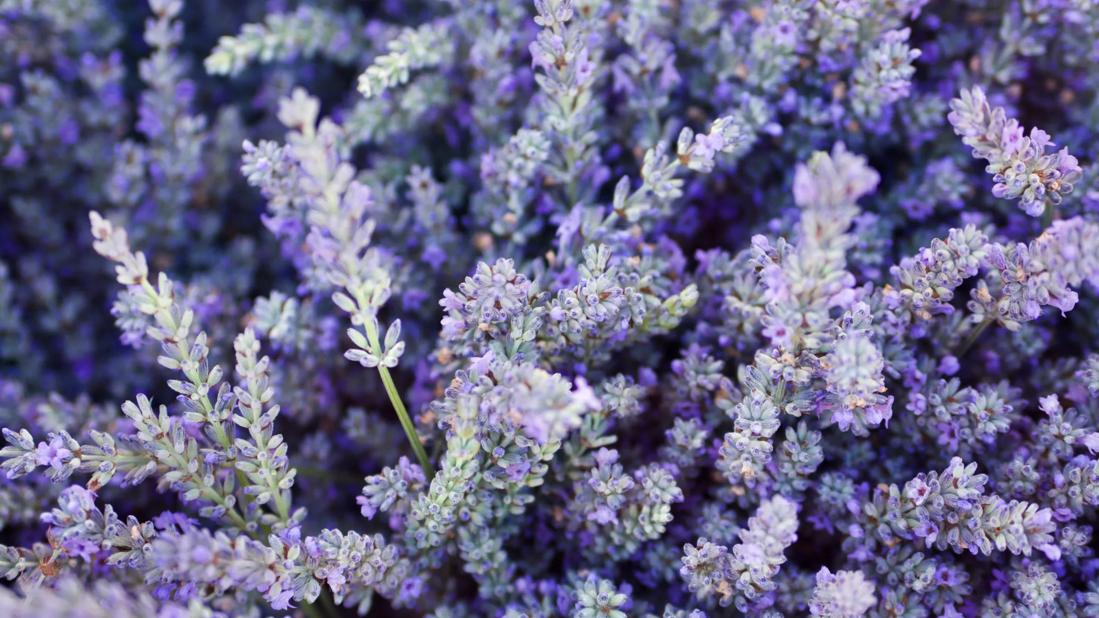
2,0,1099,616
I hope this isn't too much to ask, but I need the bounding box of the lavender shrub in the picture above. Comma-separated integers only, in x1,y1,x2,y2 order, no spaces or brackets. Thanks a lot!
2,0,1099,616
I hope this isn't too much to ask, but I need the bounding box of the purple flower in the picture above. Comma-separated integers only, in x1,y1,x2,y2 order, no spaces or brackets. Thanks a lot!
594,448,618,467
505,460,531,482
34,436,72,471
588,505,617,525
268,587,295,610
938,355,960,376
398,576,424,605
1083,432,1099,455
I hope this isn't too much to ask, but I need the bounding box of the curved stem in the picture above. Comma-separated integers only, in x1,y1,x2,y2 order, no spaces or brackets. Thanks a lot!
301,601,325,618
378,365,433,481
1041,203,1056,230
362,315,433,481
319,588,339,617
958,317,993,357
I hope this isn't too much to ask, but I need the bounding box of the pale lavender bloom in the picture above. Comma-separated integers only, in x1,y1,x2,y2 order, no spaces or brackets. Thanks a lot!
949,86,1081,216
970,217,1099,329
809,567,876,617
34,435,72,471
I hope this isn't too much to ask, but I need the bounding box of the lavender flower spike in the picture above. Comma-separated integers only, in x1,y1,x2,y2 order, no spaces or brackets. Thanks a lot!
949,86,1082,217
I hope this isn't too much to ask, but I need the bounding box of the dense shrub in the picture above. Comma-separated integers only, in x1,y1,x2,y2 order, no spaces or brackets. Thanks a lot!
2,1,1099,616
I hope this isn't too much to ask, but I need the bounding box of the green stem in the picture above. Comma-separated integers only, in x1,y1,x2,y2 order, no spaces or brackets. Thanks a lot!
173,452,250,531
958,317,993,357
140,278,258,530
378,365,433,481
362,314,434,481
319,589,339,617
270,476,291,523
301,601,325,618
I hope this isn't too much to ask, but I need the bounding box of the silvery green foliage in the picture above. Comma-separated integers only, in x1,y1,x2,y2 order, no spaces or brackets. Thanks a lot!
718,145,887,488
733,0,810,93
612,0,679,144
661,416,708,471
445,356,597,446
205,5,369,76
906,378,1017,459
105,0,208,250
0,0,107,28
147,525,411,610
82,212,297,529
358,455,424,520
343,73,451,148
769,421,824,495
264,88,405,375
232,329,295,521
357,21,451,99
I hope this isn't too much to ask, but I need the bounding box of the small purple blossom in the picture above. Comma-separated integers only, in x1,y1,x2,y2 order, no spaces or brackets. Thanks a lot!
34,436,73,471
